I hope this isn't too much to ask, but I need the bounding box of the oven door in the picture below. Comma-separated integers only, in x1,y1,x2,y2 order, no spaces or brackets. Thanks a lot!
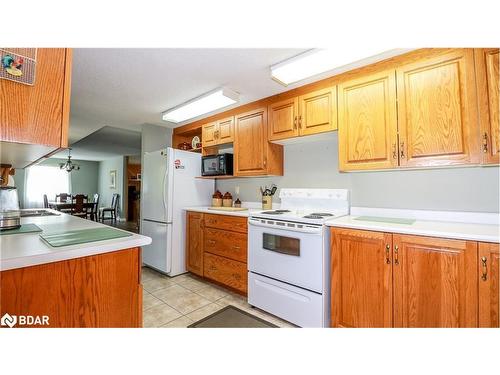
248,218,324,293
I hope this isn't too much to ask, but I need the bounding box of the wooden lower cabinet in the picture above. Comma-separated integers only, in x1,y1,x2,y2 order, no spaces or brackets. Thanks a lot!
0,248,142,328
204,227,247,263
393,234,478,327
186,211,248,294
331,228,393,327
204,253,247,294
186,211,204,276
479,242,500,327
331,227,498,328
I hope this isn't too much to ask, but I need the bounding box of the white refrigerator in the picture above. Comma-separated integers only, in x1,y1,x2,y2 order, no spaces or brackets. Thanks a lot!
141,147,214,276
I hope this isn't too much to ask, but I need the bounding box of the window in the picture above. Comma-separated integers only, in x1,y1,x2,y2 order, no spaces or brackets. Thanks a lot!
24,166,70,208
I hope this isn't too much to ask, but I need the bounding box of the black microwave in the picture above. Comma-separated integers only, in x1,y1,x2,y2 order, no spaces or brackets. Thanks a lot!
201,153,233,176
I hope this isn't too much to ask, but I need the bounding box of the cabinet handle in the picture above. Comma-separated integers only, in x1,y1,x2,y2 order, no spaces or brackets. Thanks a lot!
209,265,217,271
394,245,399,265
482,133,489,153
400,142,405,159
263,158,267,167
294,116,298,129
385,244,391,264
481,256,488,281
208,239,216,245
298,115,302,128
233,246,240,250
392,143,397,159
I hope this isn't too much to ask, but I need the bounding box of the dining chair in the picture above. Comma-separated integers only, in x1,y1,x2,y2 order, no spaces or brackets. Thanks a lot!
56,193,71,203
90,193,100,221
71,194,88,219
99,193,119,222
43,194,49,208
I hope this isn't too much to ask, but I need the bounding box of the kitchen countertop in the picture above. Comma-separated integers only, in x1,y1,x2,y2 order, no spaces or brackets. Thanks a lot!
0,210,152,271
183,206,262,217
325,208,500,243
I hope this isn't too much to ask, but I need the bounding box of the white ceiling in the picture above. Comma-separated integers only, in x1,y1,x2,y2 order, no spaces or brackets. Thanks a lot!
53,126,141,161
69,48,306,143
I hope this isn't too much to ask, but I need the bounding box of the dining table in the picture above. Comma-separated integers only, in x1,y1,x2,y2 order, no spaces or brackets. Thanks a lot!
48,201,96,212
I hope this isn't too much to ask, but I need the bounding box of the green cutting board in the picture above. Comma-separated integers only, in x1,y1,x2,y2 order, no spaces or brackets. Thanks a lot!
40,227,132,247
354,216,416,225
0,223,42,235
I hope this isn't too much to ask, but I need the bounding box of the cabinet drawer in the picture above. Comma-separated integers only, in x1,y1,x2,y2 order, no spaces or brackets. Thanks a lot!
204,228,247,263
203,253,247,294
204,213,247,233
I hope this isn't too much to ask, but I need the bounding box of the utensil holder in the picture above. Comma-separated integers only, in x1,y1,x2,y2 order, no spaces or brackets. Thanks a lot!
262,195,272,210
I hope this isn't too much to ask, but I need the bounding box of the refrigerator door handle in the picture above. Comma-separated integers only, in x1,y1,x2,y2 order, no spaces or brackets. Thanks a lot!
162,165,168,222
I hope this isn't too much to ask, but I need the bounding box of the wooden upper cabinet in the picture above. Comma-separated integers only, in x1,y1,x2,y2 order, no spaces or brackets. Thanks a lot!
298,87,337,136
186,211,204,276
338,69,398,171
234,108,283,176
268,87,337,142
201,121,217,147
475,48,499,164
479,242,500,328
393,234,478,328
396,49,480,167
330,228,393,328
216,116,234,144
0,48,72,148
268,97,298,141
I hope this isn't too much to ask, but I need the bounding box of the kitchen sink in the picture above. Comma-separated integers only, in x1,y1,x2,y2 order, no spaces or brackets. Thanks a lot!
20,209,60,217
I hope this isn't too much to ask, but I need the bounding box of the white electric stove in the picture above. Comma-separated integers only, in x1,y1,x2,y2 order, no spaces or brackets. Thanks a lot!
248,188,349,327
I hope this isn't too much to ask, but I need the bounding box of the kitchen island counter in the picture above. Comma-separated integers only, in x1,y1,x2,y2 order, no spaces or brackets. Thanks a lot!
0,210,151,271
1,210,151,327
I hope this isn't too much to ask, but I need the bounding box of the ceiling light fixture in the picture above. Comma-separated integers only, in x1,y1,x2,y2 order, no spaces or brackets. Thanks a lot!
162,87,239,123
270,49,389,86
59,148,80,173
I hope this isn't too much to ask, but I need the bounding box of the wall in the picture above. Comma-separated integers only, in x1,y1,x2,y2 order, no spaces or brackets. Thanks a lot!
98,156,126,219
141,123,172,153
14,158,99,208
216,133,500,213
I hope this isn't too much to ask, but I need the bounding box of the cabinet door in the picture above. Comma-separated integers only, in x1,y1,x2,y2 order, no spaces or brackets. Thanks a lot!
268,97,298,141
338,69,398,171
234,108,268,176
0,48,72,147
330,228,393,327
216,116,234,144
479,242,500,327
393,234,478,327
396,49,480,167
186,211,204,276
298,87,337,136
475,48,499,164
201,121,218,147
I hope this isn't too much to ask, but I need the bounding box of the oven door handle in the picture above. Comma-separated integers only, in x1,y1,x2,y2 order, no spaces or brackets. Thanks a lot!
248,218,323,234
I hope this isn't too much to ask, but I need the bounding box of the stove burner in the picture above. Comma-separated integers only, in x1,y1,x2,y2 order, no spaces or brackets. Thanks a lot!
303,214,324,219
261,211,284,215
274,209,291,213
310,213,334,217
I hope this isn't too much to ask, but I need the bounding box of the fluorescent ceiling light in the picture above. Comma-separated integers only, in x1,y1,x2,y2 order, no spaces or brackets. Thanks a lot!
162,88,239,123
271,49,389,86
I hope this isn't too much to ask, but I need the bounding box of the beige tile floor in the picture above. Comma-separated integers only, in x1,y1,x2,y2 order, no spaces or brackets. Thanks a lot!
142,266,296,328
